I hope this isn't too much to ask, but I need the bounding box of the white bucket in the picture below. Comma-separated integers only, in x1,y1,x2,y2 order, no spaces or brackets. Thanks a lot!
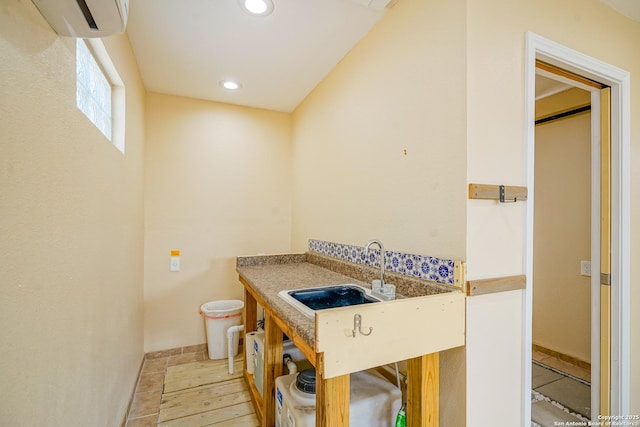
245,331,261,374
275,369,401,427
200,300,244,360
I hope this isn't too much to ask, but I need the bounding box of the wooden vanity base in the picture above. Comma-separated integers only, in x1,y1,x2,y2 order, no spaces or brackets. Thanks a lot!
239,276,446,427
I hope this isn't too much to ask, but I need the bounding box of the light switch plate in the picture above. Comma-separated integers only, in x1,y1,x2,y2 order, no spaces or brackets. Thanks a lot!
170,256,180,272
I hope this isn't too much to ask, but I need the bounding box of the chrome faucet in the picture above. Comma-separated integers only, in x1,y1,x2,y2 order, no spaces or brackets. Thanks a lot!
365,239,385,285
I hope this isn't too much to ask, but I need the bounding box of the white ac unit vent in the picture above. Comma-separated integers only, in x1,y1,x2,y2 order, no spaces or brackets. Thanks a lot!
32,0,129,38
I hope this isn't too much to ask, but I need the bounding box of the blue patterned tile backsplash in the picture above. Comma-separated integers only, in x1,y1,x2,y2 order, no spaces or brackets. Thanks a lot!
308,239,456,285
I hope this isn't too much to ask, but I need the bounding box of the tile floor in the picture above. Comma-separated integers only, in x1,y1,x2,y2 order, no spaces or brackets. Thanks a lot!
531,350,591,426
532,350,591,383
125,345,209,427
126,345,591,426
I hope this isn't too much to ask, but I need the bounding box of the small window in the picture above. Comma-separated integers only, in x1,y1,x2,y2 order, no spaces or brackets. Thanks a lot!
76,39,125,153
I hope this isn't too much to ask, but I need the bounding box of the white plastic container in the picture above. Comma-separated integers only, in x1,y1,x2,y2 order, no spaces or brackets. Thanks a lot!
275,368,401,427
252,332,311,397
245,331,261,374
283,339,312,373
199,300,244,360
253,331,265,398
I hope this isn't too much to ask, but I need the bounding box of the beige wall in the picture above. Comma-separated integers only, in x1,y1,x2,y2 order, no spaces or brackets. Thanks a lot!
3,0,637,424
466,0,640,423
536,87,591,120
143,93,292,352
534,107,591,363
291,0,467,258
0,1,145,425
291,0,467,423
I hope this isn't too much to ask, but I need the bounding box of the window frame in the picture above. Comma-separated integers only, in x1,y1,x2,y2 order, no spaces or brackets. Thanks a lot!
76,38,125,154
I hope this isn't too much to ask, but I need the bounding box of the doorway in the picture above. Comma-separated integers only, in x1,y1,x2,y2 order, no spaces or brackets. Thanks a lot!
531,78,593,424
524,32,631,425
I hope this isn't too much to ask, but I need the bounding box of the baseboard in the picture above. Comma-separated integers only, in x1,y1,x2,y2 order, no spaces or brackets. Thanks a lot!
145,343,208,359
145,339,245,360
121,354,145,427
533,344,591,371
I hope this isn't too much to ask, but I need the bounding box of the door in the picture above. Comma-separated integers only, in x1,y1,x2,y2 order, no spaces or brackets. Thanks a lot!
528,33,632,421
535,61,612,420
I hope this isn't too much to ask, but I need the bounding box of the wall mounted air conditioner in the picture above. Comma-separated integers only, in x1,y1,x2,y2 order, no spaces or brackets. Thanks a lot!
32,0,129,38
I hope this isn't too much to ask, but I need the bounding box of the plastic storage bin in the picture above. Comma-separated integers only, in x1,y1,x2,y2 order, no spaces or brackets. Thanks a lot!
199,300,244,360
275,368,401,427
245,331,261,374
251,331,312,397
253,331,265,397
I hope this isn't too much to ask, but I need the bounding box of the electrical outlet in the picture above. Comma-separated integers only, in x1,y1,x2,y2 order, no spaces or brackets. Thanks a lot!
580,260,591,277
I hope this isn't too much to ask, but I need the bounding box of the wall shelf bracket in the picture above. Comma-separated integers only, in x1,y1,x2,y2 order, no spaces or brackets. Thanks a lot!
468,183,528,203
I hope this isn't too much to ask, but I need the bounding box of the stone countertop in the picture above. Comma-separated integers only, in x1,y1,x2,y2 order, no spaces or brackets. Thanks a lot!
236,252,460,350
236,255,370,349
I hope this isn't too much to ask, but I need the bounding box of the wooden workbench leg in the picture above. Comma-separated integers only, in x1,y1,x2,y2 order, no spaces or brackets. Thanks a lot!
407,352,439,427
315,353,349,427
262,314,283,427
244,288,257,332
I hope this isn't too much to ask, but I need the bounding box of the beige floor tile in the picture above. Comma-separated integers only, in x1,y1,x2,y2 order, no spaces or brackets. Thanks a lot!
532,400,585,426
532,364,564,389
536,377,591,418
183,343,207,353
137,371,165,393
126,414,159,427
542,357,591,383
532,350,551,363
147,348,181,359
142,357,168,375
128,390,162,419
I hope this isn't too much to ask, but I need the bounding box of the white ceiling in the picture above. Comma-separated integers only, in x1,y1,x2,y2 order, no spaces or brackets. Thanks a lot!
601,0,640,22
126,0,386,113
535,75,571,100
126,0,639,113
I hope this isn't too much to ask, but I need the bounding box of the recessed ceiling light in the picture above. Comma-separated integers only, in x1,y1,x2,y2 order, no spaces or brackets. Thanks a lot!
239,0,274,16
220,80,242,90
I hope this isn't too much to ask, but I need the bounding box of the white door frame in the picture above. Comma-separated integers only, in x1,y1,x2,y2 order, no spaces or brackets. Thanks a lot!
523,32,631,424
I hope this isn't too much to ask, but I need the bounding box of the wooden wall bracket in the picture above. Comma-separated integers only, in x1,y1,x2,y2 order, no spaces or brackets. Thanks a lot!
467,275,526,296
468,183,528,203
